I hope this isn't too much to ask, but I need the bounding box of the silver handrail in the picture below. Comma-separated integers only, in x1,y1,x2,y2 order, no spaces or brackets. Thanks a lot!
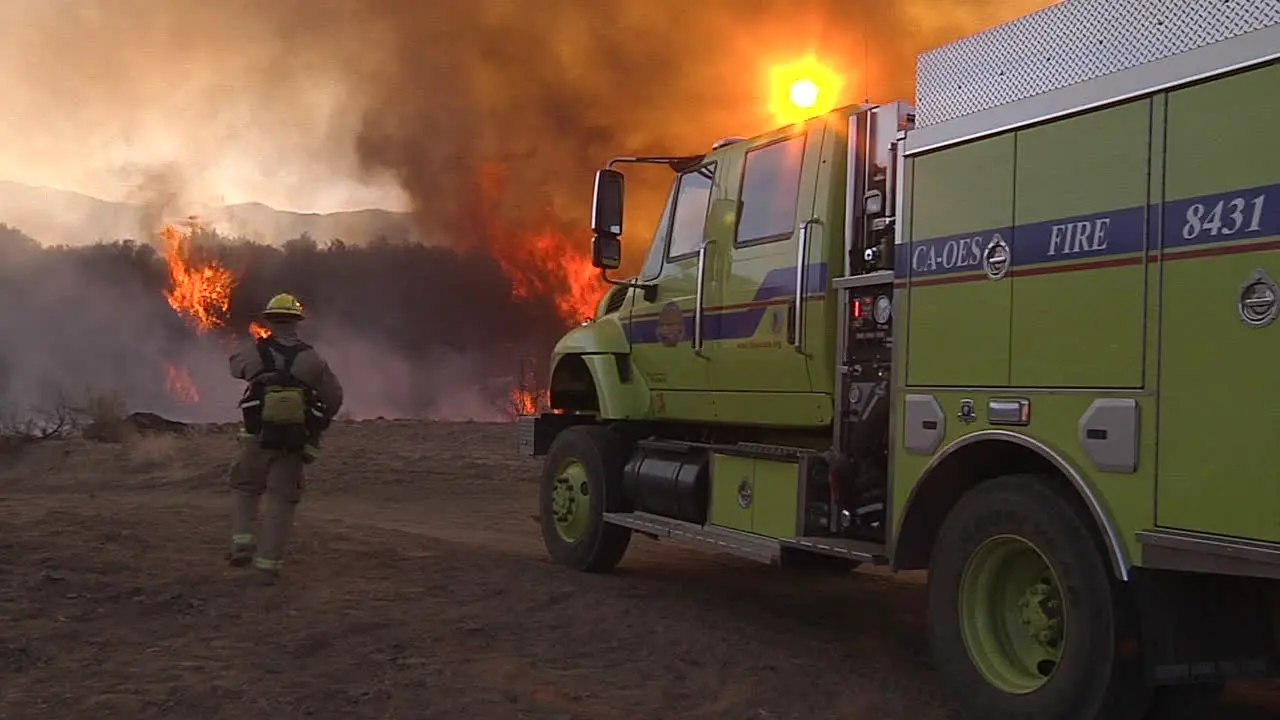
793,219,818,354
693,239,709,357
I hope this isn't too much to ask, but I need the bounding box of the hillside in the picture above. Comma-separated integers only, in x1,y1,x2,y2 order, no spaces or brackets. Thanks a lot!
0,180,422,246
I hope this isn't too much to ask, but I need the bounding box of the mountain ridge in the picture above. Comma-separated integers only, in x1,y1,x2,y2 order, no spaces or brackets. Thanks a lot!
0,179,423,247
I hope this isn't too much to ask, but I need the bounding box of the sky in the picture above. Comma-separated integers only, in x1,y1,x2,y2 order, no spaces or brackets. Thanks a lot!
0,0,1056,217
0,0,409,212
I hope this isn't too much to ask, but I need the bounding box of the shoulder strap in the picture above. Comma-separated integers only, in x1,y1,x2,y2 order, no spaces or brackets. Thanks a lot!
255,338,313,384
254,339,277,374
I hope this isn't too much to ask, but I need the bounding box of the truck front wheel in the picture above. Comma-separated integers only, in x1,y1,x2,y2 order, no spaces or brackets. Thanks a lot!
927,474,1150,720
538,425,632,573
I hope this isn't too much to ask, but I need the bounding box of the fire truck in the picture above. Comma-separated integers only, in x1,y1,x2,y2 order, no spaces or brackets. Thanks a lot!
517,2,1280,717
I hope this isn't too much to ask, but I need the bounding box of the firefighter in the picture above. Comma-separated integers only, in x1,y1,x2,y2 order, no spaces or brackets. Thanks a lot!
226,292,344,584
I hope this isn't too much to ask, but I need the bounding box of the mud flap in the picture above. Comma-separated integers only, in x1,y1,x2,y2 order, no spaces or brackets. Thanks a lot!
1131,567,1279,685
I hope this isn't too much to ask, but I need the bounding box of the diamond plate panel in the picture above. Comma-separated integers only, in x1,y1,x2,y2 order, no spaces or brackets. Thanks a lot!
916,0,1280,127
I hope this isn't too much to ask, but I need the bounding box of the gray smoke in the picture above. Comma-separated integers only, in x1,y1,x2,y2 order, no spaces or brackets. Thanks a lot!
0,0,1055,423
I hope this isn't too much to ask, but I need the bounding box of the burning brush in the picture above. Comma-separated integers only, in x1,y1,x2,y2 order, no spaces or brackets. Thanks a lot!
155,216,265,405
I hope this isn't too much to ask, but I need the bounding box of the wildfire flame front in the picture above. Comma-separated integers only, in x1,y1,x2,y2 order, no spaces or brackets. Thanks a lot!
161,220,233,334
158,218,239,405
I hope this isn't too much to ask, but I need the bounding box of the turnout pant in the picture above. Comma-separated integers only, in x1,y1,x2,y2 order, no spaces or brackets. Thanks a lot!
228,436,306,574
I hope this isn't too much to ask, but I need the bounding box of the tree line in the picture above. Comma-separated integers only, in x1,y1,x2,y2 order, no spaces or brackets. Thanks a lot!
0,223,567,418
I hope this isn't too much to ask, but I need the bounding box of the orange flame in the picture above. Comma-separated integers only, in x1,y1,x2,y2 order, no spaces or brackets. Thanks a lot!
509,387,548,418
468,164,607,327
161,217,234,333
164,362,199,404
494,230,605,326
249,321,271,340
158,217,239,404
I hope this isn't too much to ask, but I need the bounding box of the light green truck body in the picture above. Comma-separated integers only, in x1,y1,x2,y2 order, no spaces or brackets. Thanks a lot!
521,3,1280,716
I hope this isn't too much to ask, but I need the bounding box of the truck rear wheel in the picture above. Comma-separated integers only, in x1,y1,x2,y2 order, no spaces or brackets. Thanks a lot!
927,474,1150,720
538,425,632,573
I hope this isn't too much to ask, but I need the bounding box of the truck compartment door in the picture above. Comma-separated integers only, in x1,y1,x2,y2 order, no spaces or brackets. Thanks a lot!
905,134,1015,387
1009,99,1151,389
707,454,800,539
1156,63,1280,543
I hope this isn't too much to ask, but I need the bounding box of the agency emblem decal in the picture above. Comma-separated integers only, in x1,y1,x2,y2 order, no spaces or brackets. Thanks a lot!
983,235,1010,280
655,302,686,347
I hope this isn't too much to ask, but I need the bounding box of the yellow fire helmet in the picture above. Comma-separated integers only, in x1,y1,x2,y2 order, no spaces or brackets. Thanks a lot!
262,292,305,320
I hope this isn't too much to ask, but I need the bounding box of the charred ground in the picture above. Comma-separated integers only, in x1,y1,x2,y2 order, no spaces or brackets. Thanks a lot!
1,421,1277,719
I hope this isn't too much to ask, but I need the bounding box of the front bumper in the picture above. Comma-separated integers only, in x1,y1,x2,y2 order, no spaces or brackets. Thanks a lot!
516,413,588,456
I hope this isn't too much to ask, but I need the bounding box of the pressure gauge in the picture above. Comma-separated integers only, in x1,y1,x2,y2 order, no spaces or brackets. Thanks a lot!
873,295,892,325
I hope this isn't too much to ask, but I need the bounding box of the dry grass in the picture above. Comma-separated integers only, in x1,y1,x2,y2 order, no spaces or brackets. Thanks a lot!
0,421,1275,720
124,433,184,471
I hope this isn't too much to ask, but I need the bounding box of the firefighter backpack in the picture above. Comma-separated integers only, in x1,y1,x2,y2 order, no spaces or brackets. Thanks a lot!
238,338,316,452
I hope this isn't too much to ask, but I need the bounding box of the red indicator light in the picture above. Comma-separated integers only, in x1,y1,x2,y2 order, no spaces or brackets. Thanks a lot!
852,299,863,319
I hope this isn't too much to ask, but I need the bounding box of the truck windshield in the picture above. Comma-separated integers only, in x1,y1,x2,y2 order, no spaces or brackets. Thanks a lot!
636,180,677,282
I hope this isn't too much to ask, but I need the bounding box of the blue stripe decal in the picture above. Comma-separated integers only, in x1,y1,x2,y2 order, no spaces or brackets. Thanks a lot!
624,262,828,344
893,243,912,274
1162,184,1277,250
1014,206,1147,265
902,225,1014,279
1147,199,1161,259
621,184,1277,344
752,263,830,301
897,182,1278,279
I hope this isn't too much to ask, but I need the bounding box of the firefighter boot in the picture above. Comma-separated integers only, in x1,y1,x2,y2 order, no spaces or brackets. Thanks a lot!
227,491,260,567
248,556,281,585
253,492,298,583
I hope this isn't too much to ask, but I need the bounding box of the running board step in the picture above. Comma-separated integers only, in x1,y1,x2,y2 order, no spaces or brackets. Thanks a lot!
1138,528,1280,580
603,512,779,564
602,512,891,567
779,537,889,565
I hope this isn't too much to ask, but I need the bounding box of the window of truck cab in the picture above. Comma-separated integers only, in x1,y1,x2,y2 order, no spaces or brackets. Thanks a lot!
639,162,718,280
734,134,806,247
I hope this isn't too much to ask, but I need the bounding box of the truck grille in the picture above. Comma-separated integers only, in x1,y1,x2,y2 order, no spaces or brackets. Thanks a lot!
602,286,627,315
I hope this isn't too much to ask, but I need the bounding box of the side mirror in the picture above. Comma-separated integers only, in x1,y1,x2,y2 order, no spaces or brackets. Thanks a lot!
591,168,624,236
591,232,621,270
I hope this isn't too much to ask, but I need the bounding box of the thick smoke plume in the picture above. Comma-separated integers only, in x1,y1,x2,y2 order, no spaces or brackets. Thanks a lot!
0,0,1055,422
1,0,1055,240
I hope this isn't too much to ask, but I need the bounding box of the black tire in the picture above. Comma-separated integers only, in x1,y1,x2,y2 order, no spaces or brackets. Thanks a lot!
928,474,1150,720
538,424,632,573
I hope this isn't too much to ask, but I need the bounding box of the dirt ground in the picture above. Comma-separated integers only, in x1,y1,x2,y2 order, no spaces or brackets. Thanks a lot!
1,421,1277,720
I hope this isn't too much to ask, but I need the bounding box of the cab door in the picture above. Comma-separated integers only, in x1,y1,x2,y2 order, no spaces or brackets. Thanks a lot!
624,161,722,399
705,118,826,405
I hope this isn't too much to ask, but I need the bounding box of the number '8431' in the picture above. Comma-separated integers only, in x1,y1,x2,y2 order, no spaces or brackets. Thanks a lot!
1182,193,1266,241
